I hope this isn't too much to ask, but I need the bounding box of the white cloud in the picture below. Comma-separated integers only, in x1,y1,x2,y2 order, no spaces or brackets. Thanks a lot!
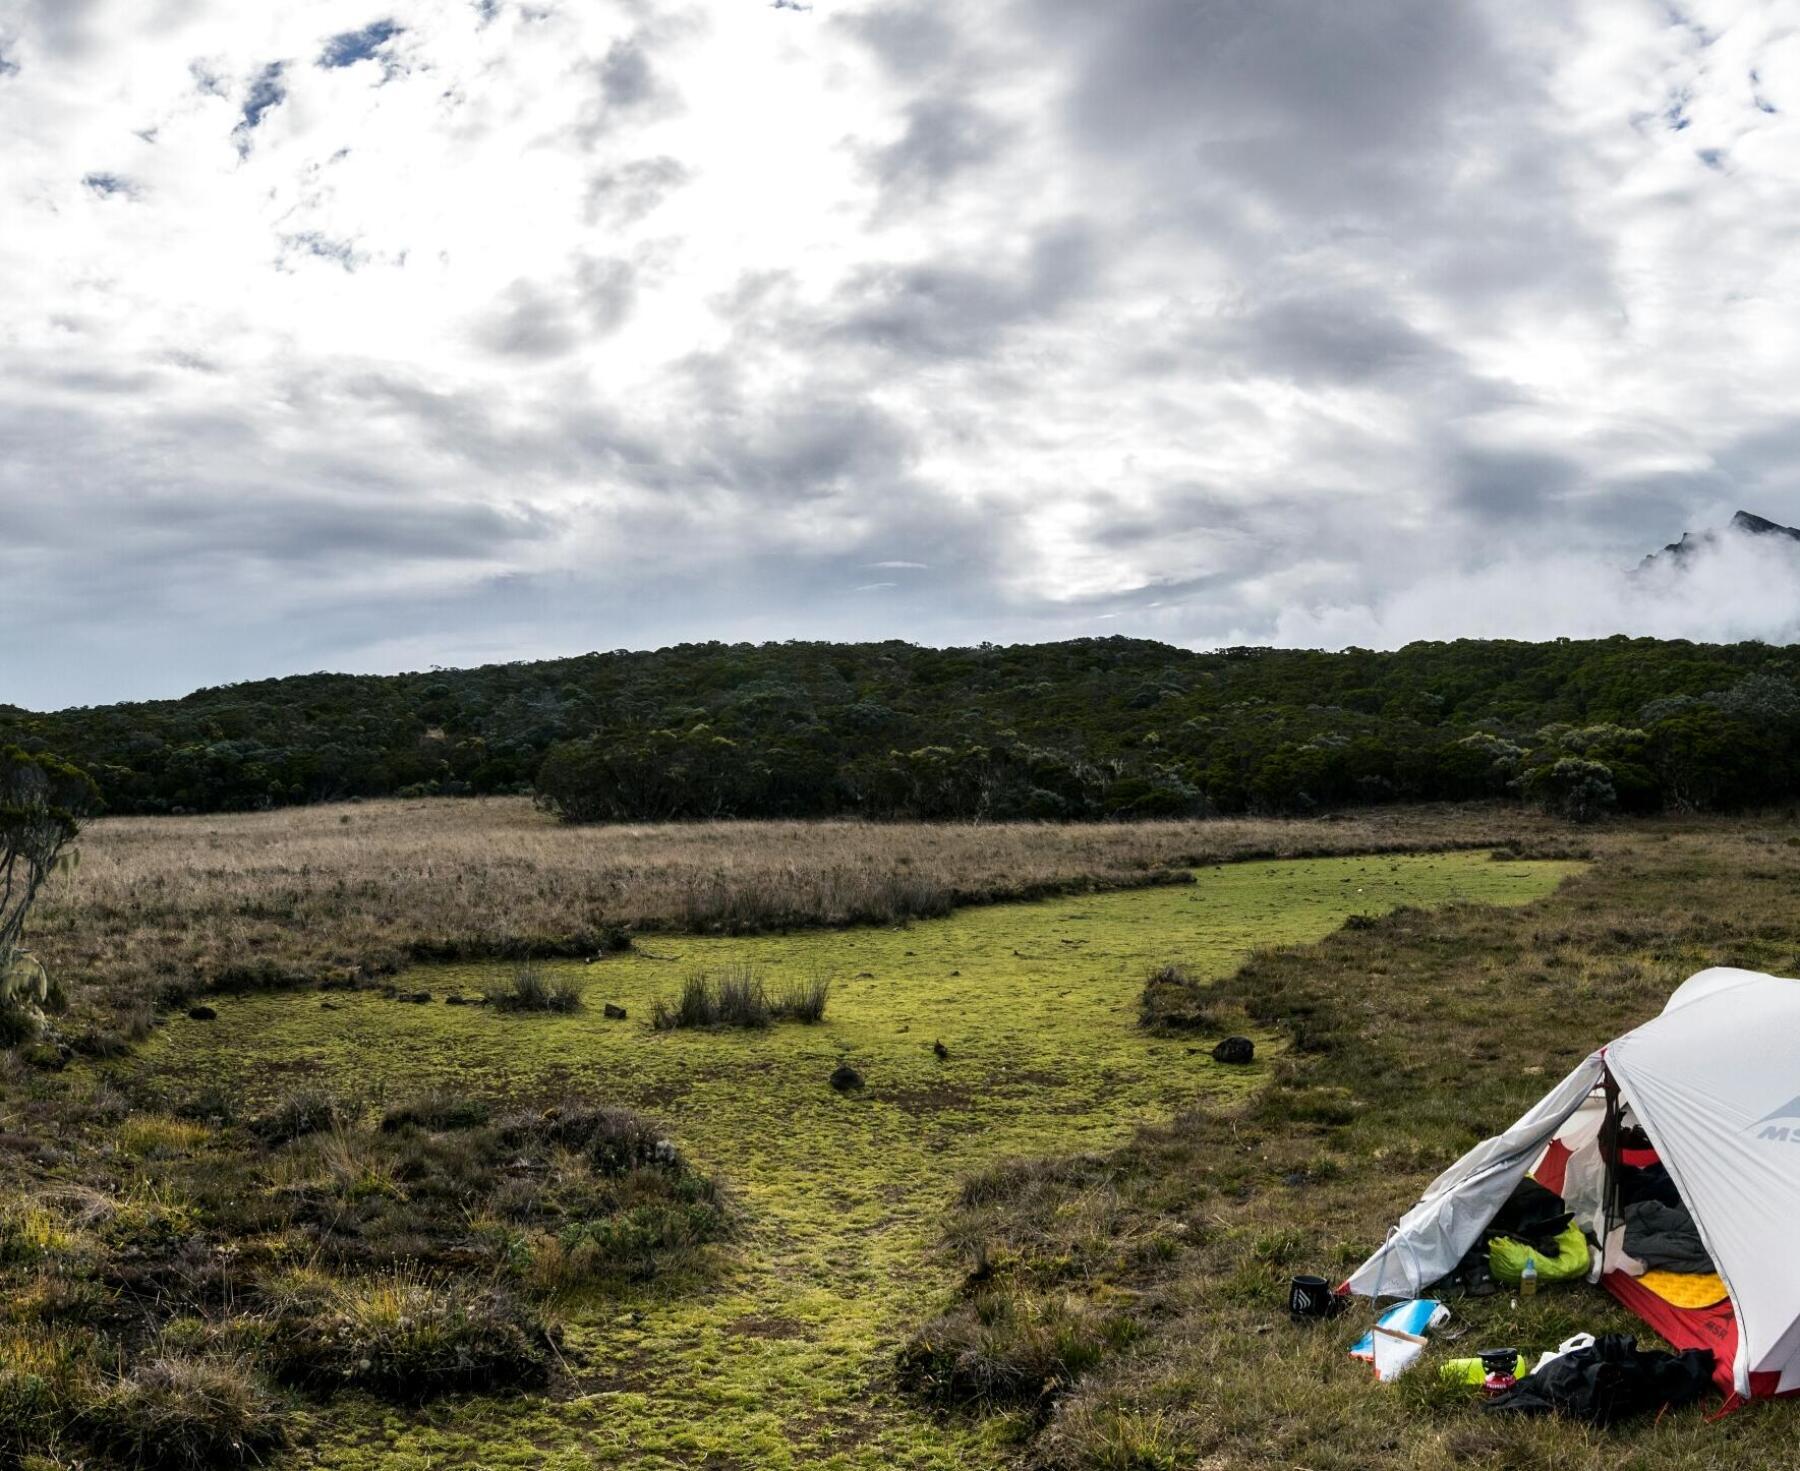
2,0,1800,707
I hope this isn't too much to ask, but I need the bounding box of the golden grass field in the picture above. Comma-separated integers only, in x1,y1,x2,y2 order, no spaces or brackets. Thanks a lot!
32,797,1574,1022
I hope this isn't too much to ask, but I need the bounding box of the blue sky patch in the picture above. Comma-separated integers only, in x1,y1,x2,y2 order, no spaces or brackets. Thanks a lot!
320,19,402,69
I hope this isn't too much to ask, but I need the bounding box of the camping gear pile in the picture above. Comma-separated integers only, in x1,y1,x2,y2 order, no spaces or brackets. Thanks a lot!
1336,967,1800,1419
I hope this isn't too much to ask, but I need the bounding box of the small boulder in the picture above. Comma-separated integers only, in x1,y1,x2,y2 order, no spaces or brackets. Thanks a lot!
603,1002,628,1020
1212,1036,1255,1065
187,1005,218,1022
829,1063,865,1093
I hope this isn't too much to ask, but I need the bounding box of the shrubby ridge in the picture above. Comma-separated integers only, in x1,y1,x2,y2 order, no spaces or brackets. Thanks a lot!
4,636,1798,819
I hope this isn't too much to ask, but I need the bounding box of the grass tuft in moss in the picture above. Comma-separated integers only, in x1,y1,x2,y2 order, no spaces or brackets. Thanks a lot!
481,962,584,1013
650,964,829,1029
249,1088,341,1144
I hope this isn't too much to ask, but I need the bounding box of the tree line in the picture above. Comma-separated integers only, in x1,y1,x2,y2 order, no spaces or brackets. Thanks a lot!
3,636,1798,822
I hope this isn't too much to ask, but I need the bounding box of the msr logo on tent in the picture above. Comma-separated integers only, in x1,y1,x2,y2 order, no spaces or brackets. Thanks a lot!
1753,1096,1800,1141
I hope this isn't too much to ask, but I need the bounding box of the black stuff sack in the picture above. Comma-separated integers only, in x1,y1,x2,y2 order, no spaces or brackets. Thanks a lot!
1486,1334,1714,1426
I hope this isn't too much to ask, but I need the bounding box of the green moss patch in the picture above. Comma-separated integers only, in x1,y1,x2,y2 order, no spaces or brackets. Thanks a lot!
125,852,1575,1469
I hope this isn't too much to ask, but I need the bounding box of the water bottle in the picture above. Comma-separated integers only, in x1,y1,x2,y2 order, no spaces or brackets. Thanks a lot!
1521,1255,1538,1298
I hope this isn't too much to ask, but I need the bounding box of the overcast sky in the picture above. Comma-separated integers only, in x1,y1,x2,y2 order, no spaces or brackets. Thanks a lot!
7,0,1800,709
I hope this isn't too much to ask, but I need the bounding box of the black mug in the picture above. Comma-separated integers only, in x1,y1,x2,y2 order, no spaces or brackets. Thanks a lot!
1289,1275,1340,1320
1479,1347,1521,1377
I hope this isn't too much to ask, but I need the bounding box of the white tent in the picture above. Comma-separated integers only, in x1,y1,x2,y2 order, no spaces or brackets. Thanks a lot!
1345,967,1800,1403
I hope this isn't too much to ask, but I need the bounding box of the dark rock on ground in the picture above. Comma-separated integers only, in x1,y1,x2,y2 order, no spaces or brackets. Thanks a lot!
829,1063,865,1093
603,1002,628,1020
187,1005,218,1021
1212,1036,1255,1065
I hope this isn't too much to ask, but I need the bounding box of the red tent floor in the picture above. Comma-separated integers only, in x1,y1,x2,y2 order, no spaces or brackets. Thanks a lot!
1604,1270,1787,1406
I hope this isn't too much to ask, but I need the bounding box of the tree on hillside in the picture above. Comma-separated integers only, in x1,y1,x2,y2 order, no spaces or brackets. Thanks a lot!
0,748,98,1041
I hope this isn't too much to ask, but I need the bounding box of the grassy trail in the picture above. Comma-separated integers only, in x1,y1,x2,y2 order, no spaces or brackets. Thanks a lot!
131,852,1577,1469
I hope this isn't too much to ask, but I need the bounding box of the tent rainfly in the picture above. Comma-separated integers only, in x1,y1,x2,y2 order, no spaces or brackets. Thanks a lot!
1344,967,1800,1405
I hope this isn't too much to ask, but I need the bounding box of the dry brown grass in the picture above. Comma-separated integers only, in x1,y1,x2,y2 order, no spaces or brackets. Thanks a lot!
31,797,1572,1018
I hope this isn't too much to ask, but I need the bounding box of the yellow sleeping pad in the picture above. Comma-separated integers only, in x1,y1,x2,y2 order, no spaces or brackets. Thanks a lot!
1637,1270,1728,1309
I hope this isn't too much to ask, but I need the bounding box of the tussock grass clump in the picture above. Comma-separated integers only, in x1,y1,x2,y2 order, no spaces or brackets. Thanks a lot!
650,965,829,1030
1136,962,1225,1033
0,1202,80,1267
480,963,583,1013
82,1354,286,1471
379,1091,491,1133
499,1102,673,1174
249,1089,341,1145
530,1176,727,1291
897,1288,1139,1411
775,975,831,1023
262,1271,550,1398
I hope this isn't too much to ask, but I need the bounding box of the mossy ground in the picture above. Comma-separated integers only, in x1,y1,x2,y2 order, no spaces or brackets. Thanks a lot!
126,852,1576,1469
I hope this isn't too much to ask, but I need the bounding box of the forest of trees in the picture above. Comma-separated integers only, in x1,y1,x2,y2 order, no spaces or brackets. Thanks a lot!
4,636,1799,822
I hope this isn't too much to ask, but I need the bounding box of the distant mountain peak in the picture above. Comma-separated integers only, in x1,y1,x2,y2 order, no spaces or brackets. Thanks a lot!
1642,509,1800,568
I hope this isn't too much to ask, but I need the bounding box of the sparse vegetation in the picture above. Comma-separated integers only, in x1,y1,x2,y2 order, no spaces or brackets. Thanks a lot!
480,961,584,1013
